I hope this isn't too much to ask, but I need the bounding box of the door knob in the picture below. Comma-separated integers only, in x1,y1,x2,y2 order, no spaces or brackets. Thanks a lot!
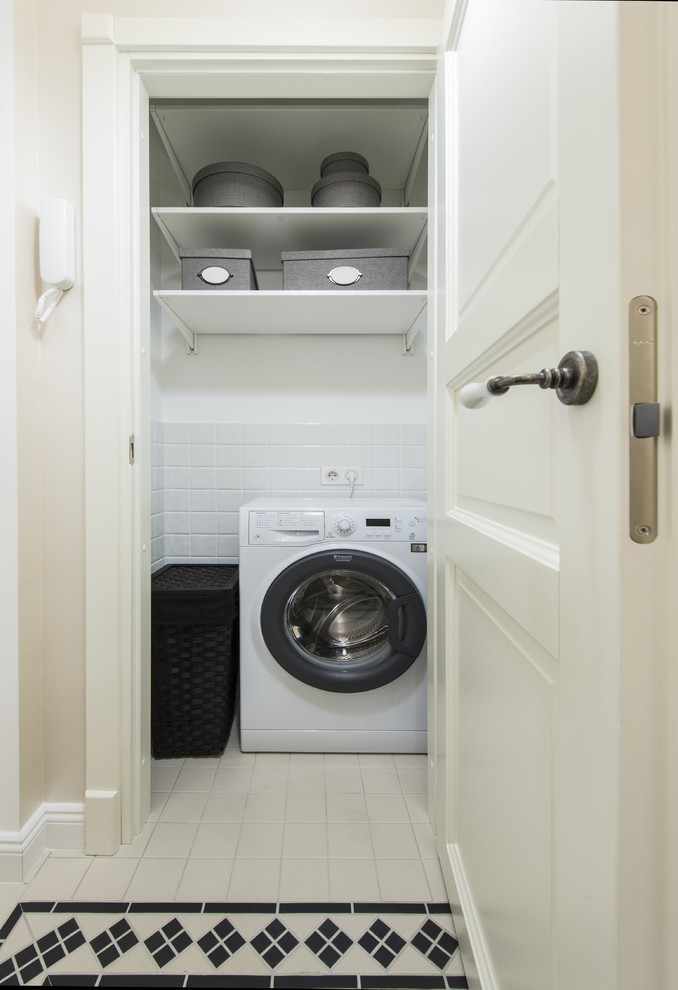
460,350,599,408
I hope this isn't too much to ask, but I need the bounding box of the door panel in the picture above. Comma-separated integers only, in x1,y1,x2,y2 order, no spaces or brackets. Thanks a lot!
434,1,630,988
455,326,559,525
456,575,555,990
455,0,556,314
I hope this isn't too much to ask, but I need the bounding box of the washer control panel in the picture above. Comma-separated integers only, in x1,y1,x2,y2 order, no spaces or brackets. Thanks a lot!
327,510,426,543
247,504,426,545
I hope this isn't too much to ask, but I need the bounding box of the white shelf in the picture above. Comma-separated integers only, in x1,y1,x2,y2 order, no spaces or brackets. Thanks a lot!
151,207,428,271
151,101,429,197
154,290,427,351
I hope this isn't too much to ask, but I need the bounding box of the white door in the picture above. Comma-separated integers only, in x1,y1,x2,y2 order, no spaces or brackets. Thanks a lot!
431,2,672,988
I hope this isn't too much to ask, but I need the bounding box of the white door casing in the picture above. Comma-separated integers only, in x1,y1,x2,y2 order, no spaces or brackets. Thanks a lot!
81,15,438,851
432,2,674,988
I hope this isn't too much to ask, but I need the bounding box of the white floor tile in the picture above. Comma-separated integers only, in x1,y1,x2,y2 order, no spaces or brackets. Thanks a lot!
159,790,208,822
236,822,284,858
328,857,380,900
212,767,254,792
286,767,325,792
148,791,169,821
397,767,428,793
358,753,395,768
284,792,326,822
327,822,373,859
279,857,329,900
243,791,286,822
202,790,248,822
21,856,92,900
123,857,185,900
361,768,402,793
404,790,430,823
393,753,427,768
0,882,26,919
172,767,217,792
219,748,256,768
370,823,420,859
227,857,280,900
289,752,324,767
143,821,198,858
150,765,181,791
324,753,360,768
376,858,431,900
324,768,363,793
249,767,290,793
326,792,368,822
73,856,138,900
190,822,240,858
176,857,233,900
413,821,438,858
365,792,410,822
282,822,328,859
423,856,449,900
254,752,290,767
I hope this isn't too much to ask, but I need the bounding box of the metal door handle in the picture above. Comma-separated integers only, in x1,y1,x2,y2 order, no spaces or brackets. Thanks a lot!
460,350,599,408
387,593,423,657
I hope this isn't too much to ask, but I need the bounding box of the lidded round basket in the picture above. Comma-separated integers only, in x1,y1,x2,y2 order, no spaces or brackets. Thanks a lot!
311,171,382,208
192,161,284,208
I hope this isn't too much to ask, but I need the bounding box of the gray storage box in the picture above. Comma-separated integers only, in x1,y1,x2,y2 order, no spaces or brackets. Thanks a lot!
192,161,284,208
320,152,369,176
281,247,409,291
180,248,258,291
310,172,382,208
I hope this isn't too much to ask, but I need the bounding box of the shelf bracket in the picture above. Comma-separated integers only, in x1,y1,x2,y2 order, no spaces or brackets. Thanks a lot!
150,108,192,206
403,306,427,356
154,292,198,354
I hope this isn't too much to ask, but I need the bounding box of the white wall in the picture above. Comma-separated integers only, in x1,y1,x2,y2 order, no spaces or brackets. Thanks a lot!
0,0,20,836
158,334,427,423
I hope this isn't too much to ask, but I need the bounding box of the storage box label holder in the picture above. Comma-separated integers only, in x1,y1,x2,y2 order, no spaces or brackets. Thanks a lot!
328,265,362,286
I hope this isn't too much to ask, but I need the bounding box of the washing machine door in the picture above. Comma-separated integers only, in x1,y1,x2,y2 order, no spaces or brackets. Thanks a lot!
260,549,426,693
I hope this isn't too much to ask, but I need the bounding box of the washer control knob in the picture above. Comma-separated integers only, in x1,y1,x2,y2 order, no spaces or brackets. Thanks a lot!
333,514,356,536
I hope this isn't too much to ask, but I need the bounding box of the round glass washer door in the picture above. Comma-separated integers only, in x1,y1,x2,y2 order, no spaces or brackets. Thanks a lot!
260,549,426,693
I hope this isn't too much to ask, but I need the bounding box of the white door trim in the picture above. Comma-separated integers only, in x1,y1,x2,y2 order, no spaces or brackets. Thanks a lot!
81,14,437,854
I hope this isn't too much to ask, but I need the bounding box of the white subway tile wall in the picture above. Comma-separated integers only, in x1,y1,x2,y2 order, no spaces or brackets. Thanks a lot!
151,422,426,570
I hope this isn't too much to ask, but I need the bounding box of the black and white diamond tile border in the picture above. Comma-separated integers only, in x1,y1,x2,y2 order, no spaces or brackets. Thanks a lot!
0,900,467,988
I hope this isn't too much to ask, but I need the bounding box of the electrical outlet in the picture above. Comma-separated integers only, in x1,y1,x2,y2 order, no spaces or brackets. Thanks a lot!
321,466,363,486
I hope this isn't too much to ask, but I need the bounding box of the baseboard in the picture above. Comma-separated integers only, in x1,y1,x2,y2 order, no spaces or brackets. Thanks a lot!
439,841,499,990
0,802,85,883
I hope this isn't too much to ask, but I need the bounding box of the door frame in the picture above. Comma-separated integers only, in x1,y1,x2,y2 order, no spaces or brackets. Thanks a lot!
81,13,439,852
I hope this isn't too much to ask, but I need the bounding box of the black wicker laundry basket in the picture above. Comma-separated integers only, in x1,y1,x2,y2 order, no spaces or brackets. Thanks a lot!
151,564,239,759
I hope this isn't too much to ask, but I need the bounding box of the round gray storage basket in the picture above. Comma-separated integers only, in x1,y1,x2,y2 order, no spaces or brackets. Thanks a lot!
320,151,369,176
311,171,382,208
192,161,284,208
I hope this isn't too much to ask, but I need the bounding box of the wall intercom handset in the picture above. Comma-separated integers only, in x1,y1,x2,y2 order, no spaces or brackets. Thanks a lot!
35,198,75,324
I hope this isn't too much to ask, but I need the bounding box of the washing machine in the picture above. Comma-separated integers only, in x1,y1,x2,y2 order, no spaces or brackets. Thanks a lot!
238,497,428,753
